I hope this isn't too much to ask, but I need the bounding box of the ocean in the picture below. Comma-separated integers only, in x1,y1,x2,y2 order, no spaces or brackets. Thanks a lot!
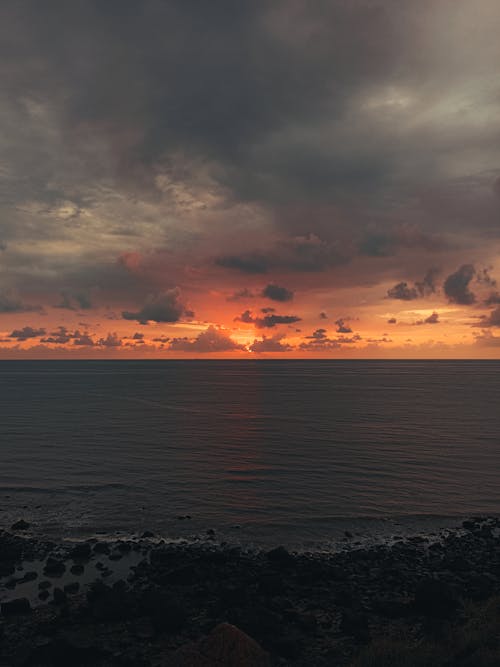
1,360,499,550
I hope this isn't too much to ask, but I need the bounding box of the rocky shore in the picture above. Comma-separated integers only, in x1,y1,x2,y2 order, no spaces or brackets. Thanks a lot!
2,516,500,666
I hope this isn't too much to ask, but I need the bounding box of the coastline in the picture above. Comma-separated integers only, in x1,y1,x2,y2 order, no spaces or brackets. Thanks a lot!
2,516,500,665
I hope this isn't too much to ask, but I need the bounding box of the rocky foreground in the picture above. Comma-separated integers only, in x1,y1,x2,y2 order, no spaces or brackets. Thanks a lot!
2,517,500,666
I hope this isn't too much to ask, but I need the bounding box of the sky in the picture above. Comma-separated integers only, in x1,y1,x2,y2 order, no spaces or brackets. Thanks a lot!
1,0,500,358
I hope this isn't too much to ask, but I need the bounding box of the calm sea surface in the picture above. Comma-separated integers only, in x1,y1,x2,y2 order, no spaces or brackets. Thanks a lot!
1,360,499,549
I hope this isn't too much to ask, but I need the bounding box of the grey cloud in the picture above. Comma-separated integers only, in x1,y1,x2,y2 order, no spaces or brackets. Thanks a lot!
261,284,294,302
8,326,46,340
415,312,440,325
216,235,347,274
485,292,500,305
387,317,397,324
169,326,243,352
387,268,439,301
226,288,256,302
478,306,500,328
235,310,301,328
55,291,92,310
248,335,291,353
0,291,41,314
443,264,476,305
335,318,352,334
122,289,187,324
98,332,122,347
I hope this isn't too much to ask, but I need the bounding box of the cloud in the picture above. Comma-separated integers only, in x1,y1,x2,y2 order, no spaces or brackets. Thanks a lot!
122,289,188,324
169,326,243,352
415,311,440,325
485,292,500,305
335,318,352,333
443,264,476,305
387,269,439,301
226,288,256,302
98,332,122,347
235,310,301,328
255,314,301,328
73,332,95,346
478,306,500,328
387,317,397,324
261,284,294,302
319,312,328,319
55,291,92,310
299,332,362,350
0,291,40,314
8,326,46,340
216,235,346,274
248,334,292,353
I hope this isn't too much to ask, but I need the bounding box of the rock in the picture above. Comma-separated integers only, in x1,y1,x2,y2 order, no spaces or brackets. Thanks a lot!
1,597,31,615
266,546,293,565
26,638,109,667
139,589,187,632
43,557,66,576
64,581,80,594
11,519,30,531
340,610,370,643
108,549,123,561
93,542,110,554
38,590,50,601
70,563,84,575
53,587,67,604
70,542,92,560
19,570,38,583
141,531,155,538
168,623,271,666
39,580,52,590
413,578,460,618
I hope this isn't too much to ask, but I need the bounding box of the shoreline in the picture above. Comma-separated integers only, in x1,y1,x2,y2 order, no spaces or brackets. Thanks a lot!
2,516,500,665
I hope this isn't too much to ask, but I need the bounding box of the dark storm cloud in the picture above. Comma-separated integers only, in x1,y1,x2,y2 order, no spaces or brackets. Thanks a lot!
443,264,476,305
261,284,294,302
55,291,92,311
1,0,500,317
122,289,187,324
8,326,46,340
299,332,362,350
216,235,347,274
0,291,41,314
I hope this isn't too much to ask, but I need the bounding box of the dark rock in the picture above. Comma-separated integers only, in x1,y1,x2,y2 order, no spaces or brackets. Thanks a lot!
11,519,30,531
141,531,155,538
70,564,85,575
38,580,52,590
140,589,187,632
339,610,370,643
20,570,38,583
93,542,110,554
109,550,123,561
1,597,31,615
43,557,66,576
170,623,271,666
53,587,67,605
266,546,293,565
64,581,80,594
38,590,50,601
413,578,460,618
26,638,109,666
70,542,92,560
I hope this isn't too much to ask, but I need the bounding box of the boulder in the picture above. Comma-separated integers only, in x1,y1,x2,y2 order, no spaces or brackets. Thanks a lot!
166,623,271,666
1,597,31,615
